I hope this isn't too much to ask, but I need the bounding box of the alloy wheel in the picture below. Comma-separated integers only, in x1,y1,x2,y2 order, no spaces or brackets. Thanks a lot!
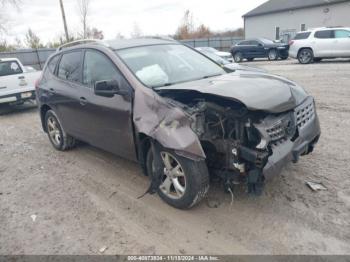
299,50,312,64
47,116,61,147
159,152,187,199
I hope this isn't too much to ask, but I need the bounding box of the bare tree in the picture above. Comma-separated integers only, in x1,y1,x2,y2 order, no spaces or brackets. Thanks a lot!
0,0,21,35
25,28,44,49
86,27,104,39
77,0,90,38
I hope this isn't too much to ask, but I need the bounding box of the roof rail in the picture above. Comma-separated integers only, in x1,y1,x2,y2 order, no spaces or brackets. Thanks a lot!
56,39,102,51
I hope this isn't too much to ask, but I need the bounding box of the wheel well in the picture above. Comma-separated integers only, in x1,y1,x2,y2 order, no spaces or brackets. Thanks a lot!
137,133,152,176
40,104,51,132
297,47,313,56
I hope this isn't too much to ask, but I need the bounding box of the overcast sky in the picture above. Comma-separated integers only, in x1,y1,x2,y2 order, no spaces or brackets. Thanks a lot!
3,0,267,44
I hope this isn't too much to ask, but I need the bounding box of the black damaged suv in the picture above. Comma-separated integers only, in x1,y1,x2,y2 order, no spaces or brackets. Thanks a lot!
36,39,320,209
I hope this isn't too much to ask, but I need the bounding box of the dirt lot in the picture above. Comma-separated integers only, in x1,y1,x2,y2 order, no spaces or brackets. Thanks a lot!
1,59,350,255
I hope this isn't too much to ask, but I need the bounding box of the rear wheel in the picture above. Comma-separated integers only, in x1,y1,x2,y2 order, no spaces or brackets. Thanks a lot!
45,110,76,151
146,147,209,209
298,48,314,64
233,52,243,63
268,49,278,60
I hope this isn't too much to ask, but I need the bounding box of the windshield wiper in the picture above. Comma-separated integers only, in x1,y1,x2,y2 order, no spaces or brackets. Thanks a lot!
151,82,173,88
202,73,223,79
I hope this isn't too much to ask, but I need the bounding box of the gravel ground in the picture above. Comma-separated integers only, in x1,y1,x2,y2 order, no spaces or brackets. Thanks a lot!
0,59,350,255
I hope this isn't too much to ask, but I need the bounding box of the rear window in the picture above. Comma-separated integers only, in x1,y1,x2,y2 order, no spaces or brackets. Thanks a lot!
294,32,311,40
238,41,249,45
0,61,23,76
314,30,334,39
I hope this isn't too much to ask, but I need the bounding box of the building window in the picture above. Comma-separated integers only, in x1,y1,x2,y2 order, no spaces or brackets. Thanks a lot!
275,26,280,40
301,24,306,31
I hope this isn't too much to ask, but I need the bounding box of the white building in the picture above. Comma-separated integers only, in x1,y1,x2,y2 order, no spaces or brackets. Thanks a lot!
243,0,350,42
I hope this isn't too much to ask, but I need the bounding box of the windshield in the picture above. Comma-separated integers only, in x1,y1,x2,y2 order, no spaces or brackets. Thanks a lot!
260,38,274,44
116,44,225,88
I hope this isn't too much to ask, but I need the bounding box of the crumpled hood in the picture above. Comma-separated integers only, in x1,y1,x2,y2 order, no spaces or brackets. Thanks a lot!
156,71,308,113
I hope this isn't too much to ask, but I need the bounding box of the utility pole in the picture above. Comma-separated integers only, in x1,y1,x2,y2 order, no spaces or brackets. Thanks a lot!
59,0,69,42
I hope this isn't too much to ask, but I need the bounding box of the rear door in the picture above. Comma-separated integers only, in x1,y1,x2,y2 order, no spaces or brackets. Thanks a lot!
334,29,350,56
79,49,136,160
313,30,335,57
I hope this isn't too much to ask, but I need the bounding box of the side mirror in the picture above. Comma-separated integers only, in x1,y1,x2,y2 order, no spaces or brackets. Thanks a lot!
94,80,120,98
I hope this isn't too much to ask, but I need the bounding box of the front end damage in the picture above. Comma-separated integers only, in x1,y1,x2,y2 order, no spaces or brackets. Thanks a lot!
156,90,321,194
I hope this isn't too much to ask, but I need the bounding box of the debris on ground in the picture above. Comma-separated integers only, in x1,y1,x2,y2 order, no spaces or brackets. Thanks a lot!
99,246,108,253
30,214,37,222
306,181,327,192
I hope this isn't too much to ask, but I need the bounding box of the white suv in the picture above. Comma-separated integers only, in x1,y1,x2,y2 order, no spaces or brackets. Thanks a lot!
289,27,350,64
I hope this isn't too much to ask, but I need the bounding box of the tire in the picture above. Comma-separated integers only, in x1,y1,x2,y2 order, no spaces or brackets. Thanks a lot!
146,147,209,209
280,56,288,60
45,110,76,151
233,52,243,63
298,48,314,64
314,58,322,62
268,49,278,60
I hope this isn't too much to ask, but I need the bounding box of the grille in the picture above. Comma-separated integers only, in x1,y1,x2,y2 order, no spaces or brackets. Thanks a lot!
266,121,286,142
296,100,315,128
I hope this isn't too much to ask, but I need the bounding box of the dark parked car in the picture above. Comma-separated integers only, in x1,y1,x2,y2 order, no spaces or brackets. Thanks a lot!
231,38,289,62
36,38,320,209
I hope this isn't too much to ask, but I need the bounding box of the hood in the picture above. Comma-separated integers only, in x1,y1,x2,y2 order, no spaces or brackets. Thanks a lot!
156,71,308,113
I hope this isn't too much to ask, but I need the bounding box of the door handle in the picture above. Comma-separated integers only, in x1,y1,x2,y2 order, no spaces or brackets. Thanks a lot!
79,97,88,106
49,88,56,93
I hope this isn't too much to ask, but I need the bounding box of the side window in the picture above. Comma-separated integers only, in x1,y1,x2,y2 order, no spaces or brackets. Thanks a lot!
238,41,249,45
335,30,350,38
57,51,82,83
314,30,334,39
83,50,121,88
250,41,260,46
47,55,60,74
0,61,23,76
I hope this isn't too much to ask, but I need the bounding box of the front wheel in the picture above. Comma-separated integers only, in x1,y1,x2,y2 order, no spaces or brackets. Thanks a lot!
45,110,76,151
146,147,209,209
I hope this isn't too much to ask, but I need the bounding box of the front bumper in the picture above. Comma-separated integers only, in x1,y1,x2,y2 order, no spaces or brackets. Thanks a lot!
263,98,321,179
0,91,36,104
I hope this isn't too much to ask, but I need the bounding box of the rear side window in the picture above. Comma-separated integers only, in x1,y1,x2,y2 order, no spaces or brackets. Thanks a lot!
0,61,23,76
314,30,334,39
335,30,350,38
58,51,82,83
83,50,121,88
294,32,311,40
47,55,60,74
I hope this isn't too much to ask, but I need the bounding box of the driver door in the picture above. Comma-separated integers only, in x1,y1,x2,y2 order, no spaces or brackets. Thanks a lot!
78,49,136,160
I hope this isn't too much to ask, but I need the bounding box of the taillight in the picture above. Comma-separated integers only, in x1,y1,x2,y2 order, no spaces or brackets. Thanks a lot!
289,40,294,46
35,74,43,90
